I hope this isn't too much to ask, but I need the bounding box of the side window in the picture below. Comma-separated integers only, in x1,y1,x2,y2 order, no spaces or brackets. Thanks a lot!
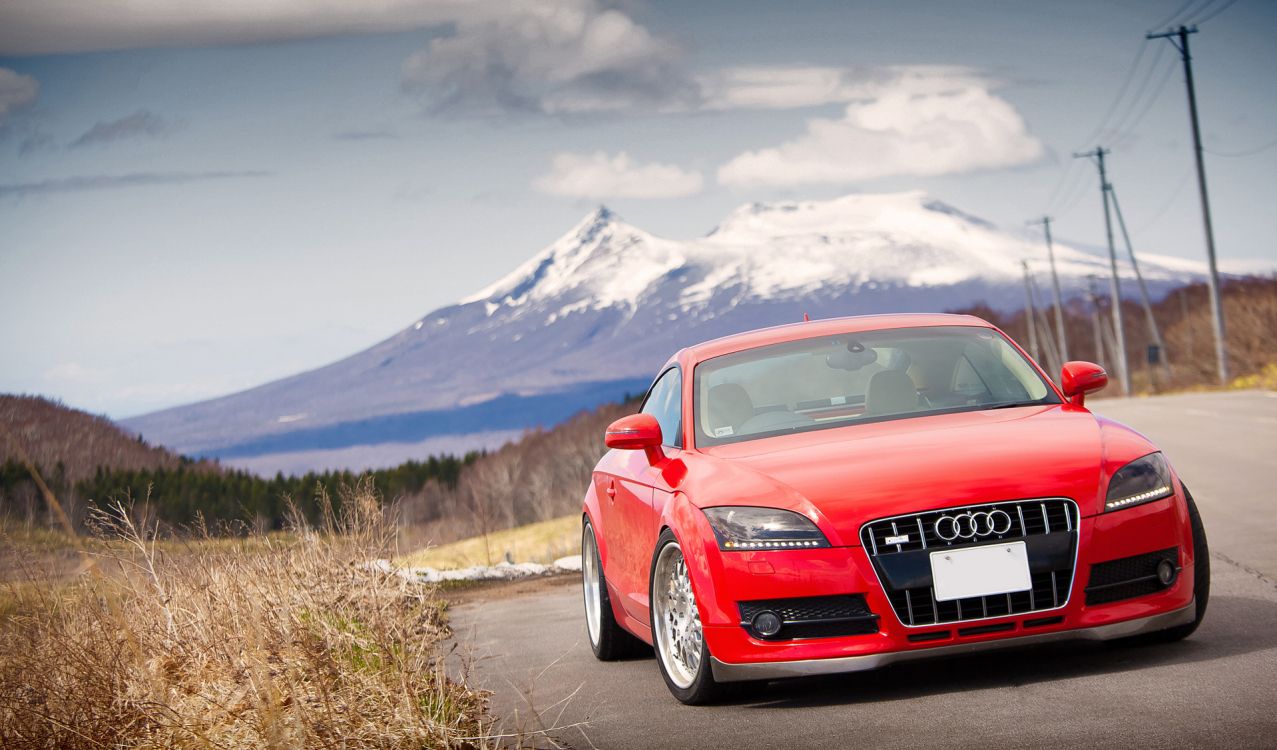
641,368,682,448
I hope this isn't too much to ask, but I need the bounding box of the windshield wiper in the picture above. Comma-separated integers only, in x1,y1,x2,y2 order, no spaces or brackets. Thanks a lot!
985,400,1048,410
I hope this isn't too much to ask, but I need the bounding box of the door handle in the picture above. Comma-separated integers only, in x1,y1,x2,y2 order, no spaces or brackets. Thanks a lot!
606,480,617,499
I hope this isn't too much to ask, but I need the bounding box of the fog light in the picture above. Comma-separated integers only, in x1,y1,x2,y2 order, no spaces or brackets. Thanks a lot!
1156,559,1177,586
752,611,782,637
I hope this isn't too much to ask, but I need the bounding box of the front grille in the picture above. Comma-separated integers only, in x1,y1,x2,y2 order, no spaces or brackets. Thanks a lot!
861,498,1079,627
1085,547,1178,605
737,594,878,640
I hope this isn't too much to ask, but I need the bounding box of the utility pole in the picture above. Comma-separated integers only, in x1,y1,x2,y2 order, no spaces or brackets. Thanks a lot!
1148,24,1228,384
1021,260,1040,361
1073,147,1131,395
1109,183,1171,377
1029,273,1061,375
1029,216,1069,363
1087,276,1117,371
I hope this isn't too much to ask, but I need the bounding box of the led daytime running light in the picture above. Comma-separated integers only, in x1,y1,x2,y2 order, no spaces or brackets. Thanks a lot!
1105,485,1171,510
723,540,822,550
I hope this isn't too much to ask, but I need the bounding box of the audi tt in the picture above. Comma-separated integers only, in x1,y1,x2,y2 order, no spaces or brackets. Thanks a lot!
579,313,1209,704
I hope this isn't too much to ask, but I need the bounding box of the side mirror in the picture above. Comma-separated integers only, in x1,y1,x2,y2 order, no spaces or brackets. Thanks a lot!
1060,361,1108,406
604,413,664,463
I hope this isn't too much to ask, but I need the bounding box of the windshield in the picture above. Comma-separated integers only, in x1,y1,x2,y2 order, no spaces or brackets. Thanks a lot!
694,325,1059,447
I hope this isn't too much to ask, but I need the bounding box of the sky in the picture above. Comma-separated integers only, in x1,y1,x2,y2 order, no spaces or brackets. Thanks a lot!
1,0,1274,419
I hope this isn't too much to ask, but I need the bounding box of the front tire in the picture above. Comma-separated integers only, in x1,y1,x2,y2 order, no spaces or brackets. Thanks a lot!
582,517,644,660
1148,487,1211,642
650,529,725,704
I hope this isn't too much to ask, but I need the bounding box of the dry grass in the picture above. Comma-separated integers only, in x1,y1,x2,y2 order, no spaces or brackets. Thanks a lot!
399,515,581,570
0,481,492,749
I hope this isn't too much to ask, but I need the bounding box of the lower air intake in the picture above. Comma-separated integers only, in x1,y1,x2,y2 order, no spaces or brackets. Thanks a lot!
1085,547,1179,606
737,595,879,640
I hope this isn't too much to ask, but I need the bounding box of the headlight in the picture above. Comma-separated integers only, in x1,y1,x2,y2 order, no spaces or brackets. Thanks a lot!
703,507,830,550
1105,452,1174,511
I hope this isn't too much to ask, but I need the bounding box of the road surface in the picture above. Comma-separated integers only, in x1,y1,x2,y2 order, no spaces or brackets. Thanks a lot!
450,390,1277,749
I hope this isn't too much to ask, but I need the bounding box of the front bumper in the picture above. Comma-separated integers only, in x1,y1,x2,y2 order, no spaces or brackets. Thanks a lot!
691,490,1196,678
710,599,1195,682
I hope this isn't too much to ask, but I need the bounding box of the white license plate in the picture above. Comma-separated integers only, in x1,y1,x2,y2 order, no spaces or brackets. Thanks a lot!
930,541,1032,602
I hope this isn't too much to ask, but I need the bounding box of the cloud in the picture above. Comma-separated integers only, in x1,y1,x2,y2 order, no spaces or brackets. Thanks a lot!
18,131,56,155
698,65,987,111
0,170,270,198
0,68,39,124
533,151,703,199
0,0,484,55
717,70,1044,187
401,0,697,115
71,109,175,147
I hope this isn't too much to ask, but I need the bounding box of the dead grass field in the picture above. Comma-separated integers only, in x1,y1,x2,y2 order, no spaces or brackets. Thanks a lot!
399,515,581,570
0,482,493,749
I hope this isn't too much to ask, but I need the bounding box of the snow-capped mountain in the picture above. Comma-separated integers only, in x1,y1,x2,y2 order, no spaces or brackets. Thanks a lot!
123,191,1203,474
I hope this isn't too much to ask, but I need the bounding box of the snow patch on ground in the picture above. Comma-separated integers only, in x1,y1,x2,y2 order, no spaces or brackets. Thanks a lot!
368,555,583,584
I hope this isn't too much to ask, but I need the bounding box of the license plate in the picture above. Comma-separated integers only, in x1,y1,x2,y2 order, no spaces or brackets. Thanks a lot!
930,541,1032,602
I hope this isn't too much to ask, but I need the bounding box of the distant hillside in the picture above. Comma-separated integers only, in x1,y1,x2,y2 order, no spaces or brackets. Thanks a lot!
0,393,478,534
0,395,197,484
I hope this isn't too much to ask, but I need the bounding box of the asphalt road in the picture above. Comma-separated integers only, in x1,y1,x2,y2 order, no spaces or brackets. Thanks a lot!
450,390,1277,749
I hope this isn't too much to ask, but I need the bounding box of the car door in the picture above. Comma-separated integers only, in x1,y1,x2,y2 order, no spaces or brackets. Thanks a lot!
614,367,684,622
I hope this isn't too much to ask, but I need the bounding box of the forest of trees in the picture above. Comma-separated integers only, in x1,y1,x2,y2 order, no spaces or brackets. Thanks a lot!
1,390,635,544
1,454,477,533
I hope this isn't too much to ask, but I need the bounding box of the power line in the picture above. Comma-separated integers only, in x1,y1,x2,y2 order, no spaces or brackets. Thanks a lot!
1149,0,1204,31
1110,58,1178,149
1130,166,1194,236
1175,0,1222,27
1191,0,1241,25
1205,136,1277,157
1102,43,1167,141
1043,38,1153,214
1075,43,1151,149
1052,166,1098,218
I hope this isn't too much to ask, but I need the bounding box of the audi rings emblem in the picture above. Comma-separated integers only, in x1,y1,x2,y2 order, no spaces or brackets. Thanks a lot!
934,510,1013,541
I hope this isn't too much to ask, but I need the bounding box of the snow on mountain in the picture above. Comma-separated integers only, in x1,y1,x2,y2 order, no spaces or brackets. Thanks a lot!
123,191,1203,474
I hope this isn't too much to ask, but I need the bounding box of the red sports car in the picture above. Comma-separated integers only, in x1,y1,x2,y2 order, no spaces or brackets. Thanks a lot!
580,313,1208,704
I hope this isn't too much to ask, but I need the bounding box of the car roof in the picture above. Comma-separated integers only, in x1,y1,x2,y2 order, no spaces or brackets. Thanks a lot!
676,312,993,365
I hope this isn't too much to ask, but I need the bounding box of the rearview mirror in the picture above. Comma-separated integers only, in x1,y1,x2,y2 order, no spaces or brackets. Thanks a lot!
1061,361,1108,406
604,413,664,463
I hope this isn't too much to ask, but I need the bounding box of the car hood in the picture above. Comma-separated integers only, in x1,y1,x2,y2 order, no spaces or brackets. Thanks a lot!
695,405,1134,546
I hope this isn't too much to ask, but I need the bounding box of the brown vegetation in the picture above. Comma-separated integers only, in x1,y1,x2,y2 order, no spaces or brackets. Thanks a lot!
0,395,206,483
957,276,1277,393
0,482,490,749
395,399,637,554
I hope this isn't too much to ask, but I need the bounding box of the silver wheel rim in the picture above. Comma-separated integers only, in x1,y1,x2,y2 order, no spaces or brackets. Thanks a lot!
582,523,602,646
652,541,703,689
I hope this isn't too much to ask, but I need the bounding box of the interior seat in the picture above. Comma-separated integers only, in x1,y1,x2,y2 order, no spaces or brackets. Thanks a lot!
865,370,919,416
706,383,755,435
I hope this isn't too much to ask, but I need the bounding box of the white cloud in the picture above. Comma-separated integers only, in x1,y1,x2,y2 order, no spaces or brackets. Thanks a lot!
717,70,1044,187
401,0,695,114
698,64,991,111
534,151,703,199
0,68,39,124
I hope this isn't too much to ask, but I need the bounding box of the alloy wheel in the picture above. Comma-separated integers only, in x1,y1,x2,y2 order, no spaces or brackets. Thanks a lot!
652,542,703,688
582,524,603,646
